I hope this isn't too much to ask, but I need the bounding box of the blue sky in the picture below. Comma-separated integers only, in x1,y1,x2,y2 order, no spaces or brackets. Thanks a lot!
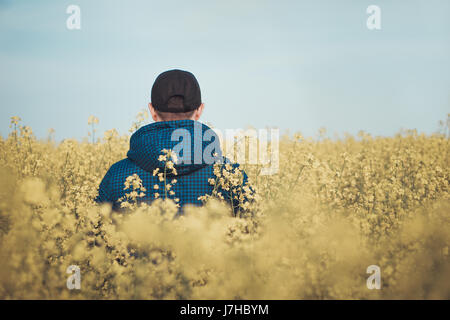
0,0,449,141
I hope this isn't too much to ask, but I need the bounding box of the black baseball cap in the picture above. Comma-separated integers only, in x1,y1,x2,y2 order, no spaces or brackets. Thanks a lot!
151,69,202,113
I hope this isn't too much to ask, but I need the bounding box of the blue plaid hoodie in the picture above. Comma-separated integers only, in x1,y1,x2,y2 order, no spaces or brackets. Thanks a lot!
94,119,249,213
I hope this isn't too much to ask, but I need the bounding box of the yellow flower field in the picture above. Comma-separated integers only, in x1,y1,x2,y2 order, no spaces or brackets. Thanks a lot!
0,115,448,299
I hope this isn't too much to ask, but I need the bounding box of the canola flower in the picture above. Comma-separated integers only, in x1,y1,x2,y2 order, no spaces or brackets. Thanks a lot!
0,114,448,299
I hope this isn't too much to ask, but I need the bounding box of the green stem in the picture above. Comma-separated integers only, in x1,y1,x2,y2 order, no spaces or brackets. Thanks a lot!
164,164,167,199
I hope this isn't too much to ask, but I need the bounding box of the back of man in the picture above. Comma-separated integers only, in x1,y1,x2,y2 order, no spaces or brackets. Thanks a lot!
95,69,251,213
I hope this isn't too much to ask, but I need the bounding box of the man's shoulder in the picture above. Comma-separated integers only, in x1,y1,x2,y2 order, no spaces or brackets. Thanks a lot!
107,158,140,175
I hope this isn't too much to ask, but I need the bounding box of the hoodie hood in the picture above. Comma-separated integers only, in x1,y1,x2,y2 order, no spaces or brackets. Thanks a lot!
127,120,222,177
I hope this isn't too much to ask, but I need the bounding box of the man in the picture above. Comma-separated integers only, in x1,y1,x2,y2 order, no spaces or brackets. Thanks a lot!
95,69,252,214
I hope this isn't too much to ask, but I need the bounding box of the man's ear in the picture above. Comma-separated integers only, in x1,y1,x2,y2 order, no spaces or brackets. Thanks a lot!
193,103,204,120
149,103,159,122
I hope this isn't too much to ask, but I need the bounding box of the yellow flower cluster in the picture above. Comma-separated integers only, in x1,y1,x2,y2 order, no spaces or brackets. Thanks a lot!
153,149,179,204
0,114,448,299
118,174,147,209
199,161,257,217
